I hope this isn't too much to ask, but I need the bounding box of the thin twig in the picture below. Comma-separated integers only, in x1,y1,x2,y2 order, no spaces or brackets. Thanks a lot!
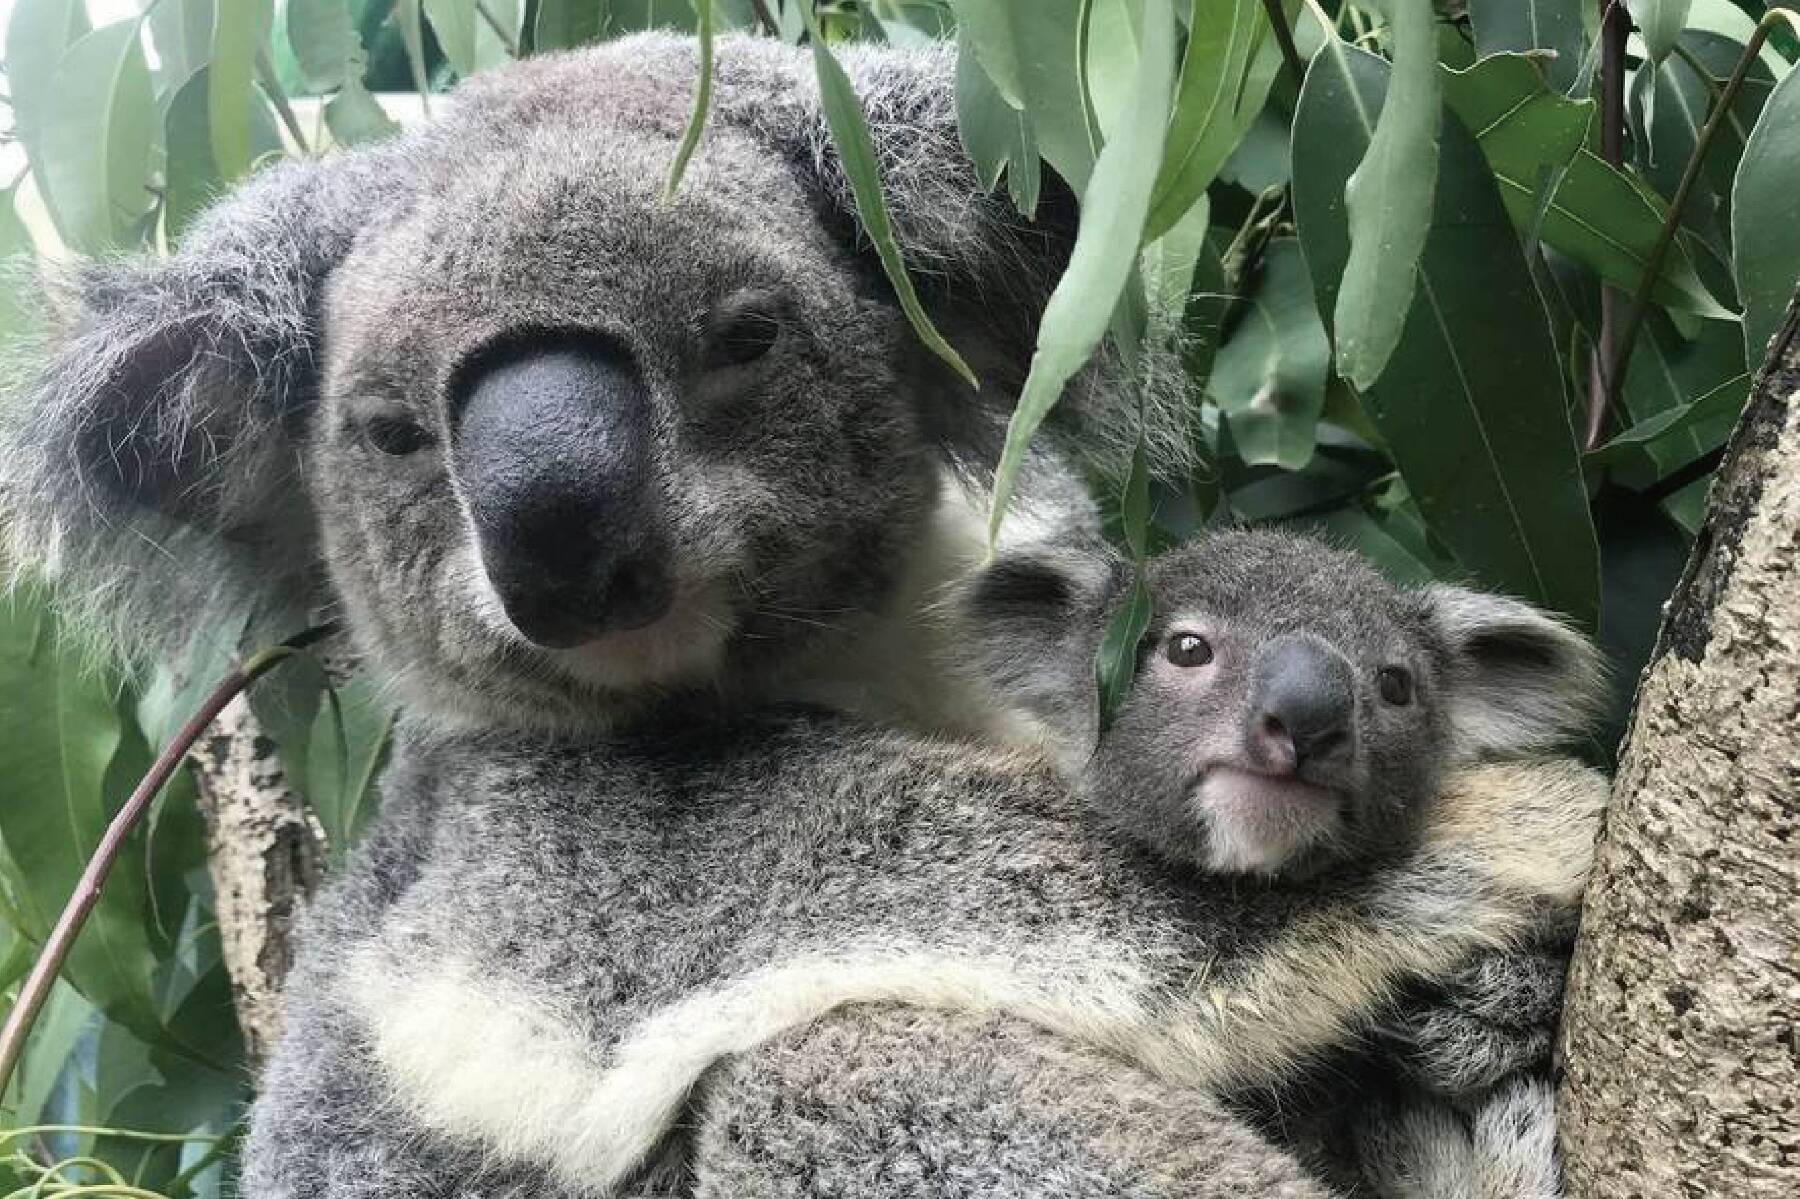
1669,41,1754,144
475,0,521,57
1585,0,1629,450
1261,0,1307,89
1605,17,1776,423
254,49,311,157
0,626,334,1096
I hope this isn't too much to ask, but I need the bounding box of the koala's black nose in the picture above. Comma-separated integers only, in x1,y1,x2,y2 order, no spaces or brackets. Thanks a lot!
1248,635,1354,774
454,338,674,648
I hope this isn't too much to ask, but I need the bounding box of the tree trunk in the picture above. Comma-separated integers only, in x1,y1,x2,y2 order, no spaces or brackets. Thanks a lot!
1558,293,1800,1197
189,696,325,1071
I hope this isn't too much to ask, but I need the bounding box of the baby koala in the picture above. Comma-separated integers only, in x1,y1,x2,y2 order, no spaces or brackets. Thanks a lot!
962,529,1604,878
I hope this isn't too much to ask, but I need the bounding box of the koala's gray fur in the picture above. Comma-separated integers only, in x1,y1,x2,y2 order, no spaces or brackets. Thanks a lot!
0,33,1605,1199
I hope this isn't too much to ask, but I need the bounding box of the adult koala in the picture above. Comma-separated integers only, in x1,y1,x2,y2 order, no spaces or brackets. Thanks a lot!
2,32,1593,1199
9,33,1109,736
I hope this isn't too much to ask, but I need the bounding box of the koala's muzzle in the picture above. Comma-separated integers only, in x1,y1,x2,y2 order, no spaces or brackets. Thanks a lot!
454,339,673,648
1248,635,1354,774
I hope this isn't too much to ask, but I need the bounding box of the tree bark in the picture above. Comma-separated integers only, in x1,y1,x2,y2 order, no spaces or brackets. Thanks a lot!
1558,293,1800,1197
189,695,325,1071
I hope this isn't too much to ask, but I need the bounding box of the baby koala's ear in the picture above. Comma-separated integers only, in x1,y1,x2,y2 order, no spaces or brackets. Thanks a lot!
961,539,1128,751
1417,587,1607,759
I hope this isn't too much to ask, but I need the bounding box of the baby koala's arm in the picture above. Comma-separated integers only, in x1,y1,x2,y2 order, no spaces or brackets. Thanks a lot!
1182,757,1607,1095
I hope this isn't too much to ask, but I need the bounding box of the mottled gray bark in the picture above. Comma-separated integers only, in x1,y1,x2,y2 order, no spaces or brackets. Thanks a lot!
189,696,324,1070
1558,295,1800,1197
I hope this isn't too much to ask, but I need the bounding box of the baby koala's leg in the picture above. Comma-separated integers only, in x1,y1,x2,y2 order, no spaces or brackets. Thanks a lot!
687,1004,1337,1199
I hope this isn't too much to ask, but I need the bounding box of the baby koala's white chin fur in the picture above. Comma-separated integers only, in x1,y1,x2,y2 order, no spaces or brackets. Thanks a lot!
1194,767,1341,875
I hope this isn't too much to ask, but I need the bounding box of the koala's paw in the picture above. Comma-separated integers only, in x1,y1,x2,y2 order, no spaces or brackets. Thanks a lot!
1385,948,1569,1100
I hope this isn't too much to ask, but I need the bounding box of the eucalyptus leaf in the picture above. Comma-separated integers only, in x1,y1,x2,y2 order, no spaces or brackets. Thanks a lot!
1587,370,1749,467
1329,0,1441,390
1140,193,1211,333
1614,313,1748,483
423,0,478,77
1306,507,1438,586
1466,0,1588,94
288,0,359,89
1209,238,1330,471
955,27,1042,216
473,0,524,71
1145,0,1285,240
1095,568,1152,733
1294,45,1601,626
0,591,164,1040
4,0,90,150
209,1,273,185
396,0,434,110
0,983,95,1127
1441,53,1733,320
988,0,1178,540
325,72,404,144
306,674,398,864
36,19,159,254
1442,53,1591,192
534,0,606,50
949,0,1097,187
165,66,282,242
801,5,977,390
1637,30,1773,252
1732,53,1800,367
147,0,215,92
1627,0,1694,65
1687,0,1792,77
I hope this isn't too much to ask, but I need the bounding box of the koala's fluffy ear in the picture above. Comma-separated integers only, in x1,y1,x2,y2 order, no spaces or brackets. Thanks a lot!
2,152,394,663
1419,588,1607,760
961,539,1127,755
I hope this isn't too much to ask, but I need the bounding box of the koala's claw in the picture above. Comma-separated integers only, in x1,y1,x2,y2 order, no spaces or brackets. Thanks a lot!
1385,949,1569,1099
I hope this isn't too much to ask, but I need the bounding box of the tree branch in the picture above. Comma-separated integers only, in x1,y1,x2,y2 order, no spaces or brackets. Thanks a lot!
1605,16,1777,423
0,627,333,1094
1585,0,1630,451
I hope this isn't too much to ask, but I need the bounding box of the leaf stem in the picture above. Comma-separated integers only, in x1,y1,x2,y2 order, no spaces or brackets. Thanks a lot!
749,0,779,35
0,626,334,1096
1584,0,1630,450
1605,17,1776,423
1260,0,1307,90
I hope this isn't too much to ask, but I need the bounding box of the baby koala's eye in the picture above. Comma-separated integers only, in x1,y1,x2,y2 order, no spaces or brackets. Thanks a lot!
1166,632,1214,668
1377,665,1414,706
363,414,435,457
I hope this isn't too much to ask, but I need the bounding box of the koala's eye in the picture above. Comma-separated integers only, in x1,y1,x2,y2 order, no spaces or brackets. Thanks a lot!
704,295,784,370
362,414,435,457
1166,632,1214,668
1377,666,1414,706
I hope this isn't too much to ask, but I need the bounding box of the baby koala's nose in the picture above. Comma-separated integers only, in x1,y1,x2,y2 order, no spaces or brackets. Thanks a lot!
1248,635,1354,774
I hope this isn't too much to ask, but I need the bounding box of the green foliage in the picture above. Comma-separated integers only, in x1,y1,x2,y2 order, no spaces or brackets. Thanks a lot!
1330,0,1440,390
3,1,1798,1188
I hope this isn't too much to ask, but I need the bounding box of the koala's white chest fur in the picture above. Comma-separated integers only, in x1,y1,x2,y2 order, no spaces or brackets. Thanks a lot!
778,470,1049,747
